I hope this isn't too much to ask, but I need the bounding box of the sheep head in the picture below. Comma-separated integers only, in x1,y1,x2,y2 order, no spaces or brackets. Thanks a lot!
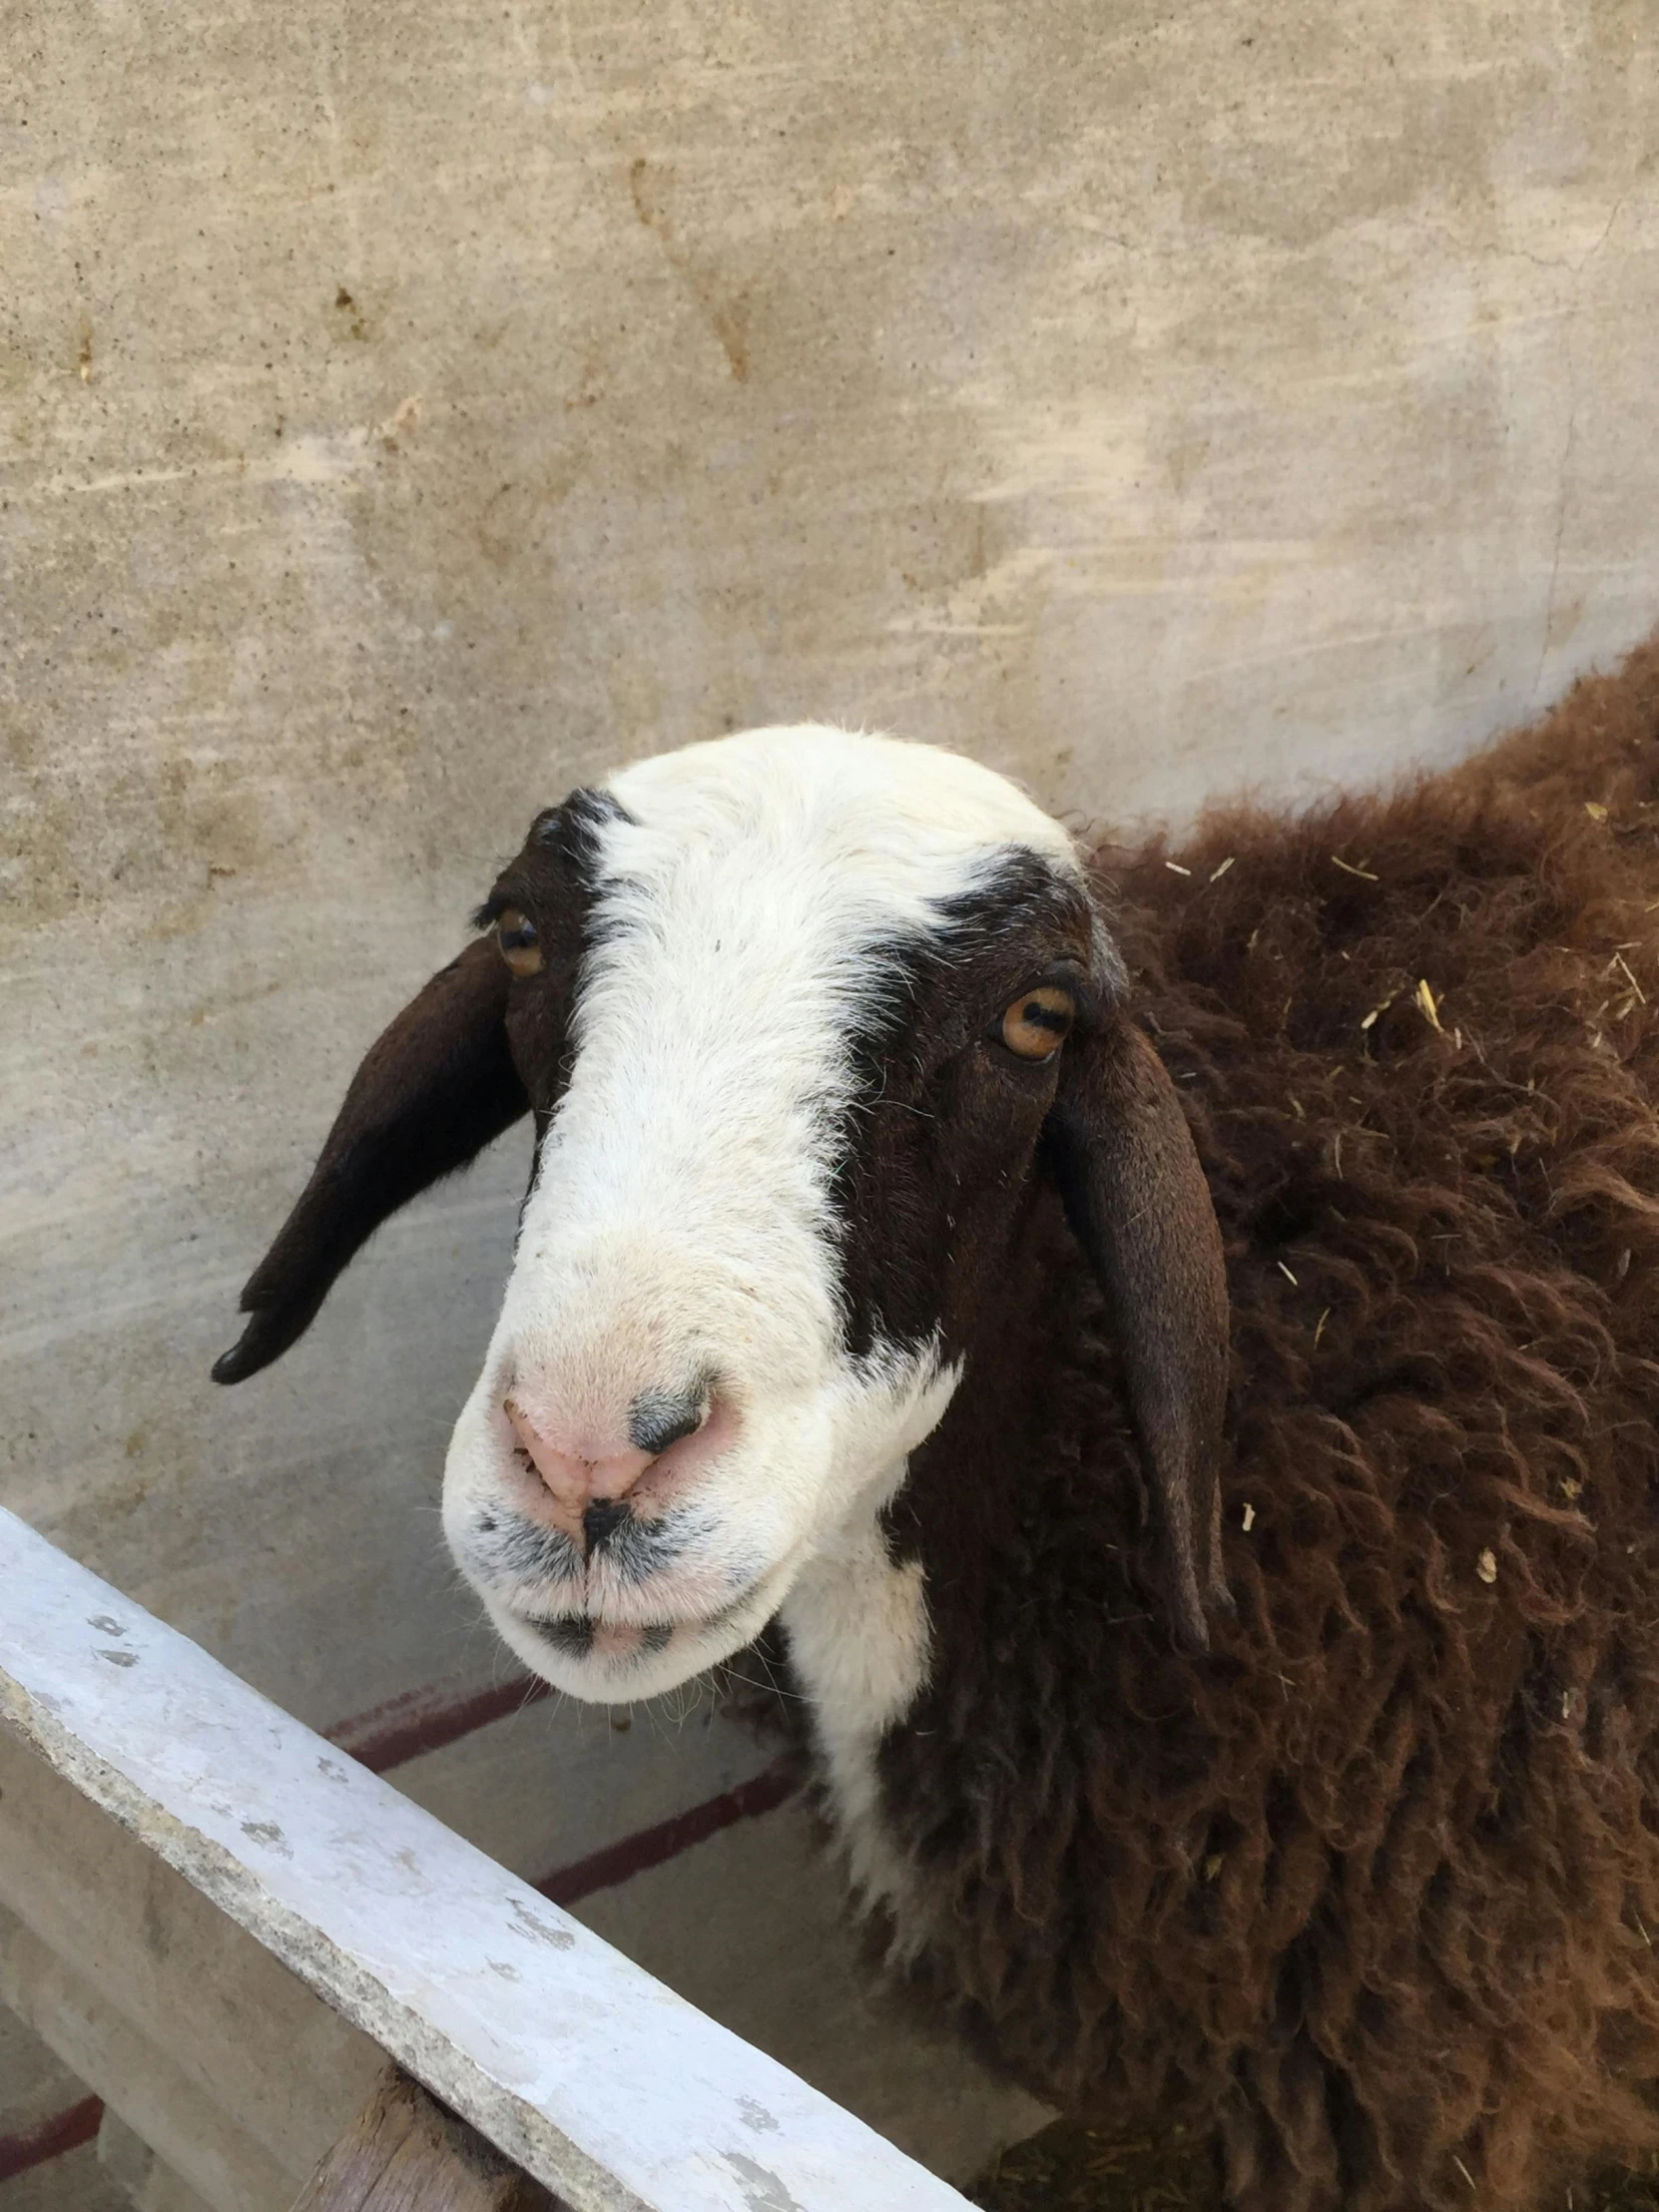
214,728,1231,1692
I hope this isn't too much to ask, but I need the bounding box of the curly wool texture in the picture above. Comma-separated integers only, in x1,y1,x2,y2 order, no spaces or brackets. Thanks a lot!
876,642,1659,2212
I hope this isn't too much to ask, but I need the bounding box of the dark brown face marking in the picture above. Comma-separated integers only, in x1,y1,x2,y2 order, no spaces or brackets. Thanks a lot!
474,787,633,1132
828,849,1102,1362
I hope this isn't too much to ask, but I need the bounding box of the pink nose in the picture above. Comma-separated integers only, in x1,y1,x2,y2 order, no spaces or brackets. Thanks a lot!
503,1398,657,1511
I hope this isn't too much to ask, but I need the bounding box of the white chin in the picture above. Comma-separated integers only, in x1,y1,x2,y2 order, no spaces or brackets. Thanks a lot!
483,1574,788,1703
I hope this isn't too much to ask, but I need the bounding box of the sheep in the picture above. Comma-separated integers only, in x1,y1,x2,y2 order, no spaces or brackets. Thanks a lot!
215,639,1659,2212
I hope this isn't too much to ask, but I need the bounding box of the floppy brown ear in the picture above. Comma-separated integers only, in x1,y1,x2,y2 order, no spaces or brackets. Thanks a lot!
1044,1011,1232,1651
213,936,527,1384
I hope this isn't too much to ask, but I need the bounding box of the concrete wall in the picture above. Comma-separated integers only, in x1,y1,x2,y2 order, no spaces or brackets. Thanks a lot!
4,0,1658,2193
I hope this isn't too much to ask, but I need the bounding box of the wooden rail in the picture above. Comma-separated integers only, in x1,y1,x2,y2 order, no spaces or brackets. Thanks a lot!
0,1505,972,2212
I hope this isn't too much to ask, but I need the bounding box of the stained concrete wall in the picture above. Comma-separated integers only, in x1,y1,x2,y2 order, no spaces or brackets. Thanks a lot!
3,0,1658,2195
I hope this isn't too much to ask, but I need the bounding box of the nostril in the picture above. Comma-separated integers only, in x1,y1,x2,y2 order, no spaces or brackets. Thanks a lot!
628,1382,708,1458
583,1496,632,1554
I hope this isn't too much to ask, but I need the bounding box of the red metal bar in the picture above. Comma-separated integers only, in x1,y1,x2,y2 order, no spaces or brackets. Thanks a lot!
0,2094,103,2183
536,1757,800,1907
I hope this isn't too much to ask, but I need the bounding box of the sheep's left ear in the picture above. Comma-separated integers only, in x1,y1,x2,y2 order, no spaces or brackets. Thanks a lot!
1043,1009,1232,1651
212,936,527,1384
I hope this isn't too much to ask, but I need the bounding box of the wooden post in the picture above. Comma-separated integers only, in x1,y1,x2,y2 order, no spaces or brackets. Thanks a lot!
291,2072,562,2212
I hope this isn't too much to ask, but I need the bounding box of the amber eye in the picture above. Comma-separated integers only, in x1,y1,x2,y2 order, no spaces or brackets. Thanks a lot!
998,983,1076,1062
496,906,544,978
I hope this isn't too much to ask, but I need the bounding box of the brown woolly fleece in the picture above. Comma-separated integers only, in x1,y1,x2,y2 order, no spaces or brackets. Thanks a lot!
875,641,1659,2212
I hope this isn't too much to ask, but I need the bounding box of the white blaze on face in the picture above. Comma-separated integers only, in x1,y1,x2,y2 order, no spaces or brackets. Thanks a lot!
442,726,1081,1703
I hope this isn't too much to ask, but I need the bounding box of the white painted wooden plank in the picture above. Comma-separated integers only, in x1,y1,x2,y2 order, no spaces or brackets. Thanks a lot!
0,1507,971,2212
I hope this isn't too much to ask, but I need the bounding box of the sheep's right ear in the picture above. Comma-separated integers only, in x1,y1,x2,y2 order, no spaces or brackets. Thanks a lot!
1043,1010,1233,1652
213,936,527,1384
